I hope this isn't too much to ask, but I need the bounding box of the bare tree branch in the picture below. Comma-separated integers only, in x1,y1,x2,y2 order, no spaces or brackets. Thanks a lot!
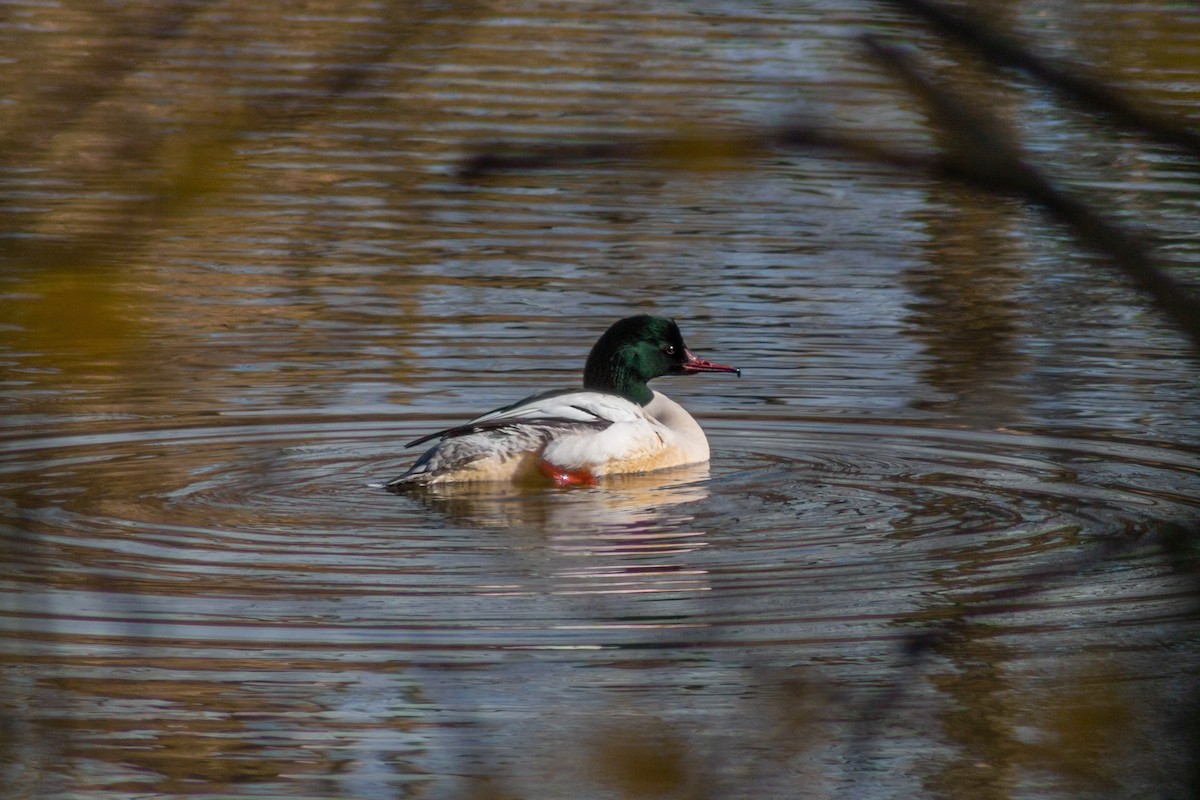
876,0,1200,158
860,36,1200,352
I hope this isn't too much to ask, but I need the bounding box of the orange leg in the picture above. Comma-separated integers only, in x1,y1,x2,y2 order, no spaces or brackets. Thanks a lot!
538,459,597,487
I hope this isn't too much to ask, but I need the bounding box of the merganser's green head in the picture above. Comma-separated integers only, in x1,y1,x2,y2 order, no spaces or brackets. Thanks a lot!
583,315,739,406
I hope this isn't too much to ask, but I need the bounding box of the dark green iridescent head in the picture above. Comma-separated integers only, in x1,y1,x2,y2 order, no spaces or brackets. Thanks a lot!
582,315,739,406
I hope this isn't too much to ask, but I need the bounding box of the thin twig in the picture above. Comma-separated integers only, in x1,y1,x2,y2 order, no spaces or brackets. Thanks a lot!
876,0,1200,158
860,36,1200,351
462,115,1200,353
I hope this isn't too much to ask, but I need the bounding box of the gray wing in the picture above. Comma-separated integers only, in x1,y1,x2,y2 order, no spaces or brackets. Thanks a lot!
387,419,610,488
387,391,644,488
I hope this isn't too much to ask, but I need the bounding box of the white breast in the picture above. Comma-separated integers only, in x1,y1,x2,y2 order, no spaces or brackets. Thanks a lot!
542,390,710,475
644,390,710,463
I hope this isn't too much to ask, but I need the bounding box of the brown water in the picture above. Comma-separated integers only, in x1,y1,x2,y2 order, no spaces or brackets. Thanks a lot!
3,2,1200,799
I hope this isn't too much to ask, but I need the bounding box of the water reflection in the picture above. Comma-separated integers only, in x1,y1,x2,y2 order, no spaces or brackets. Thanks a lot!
398,464,715,597
402,463,708,530
906,198,1029,423
4,0,1200,798
1,413,1197,797
925,626,1020,800
0,655,431,799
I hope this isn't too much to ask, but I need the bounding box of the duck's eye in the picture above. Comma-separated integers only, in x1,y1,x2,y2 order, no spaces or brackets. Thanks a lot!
661,344,677,356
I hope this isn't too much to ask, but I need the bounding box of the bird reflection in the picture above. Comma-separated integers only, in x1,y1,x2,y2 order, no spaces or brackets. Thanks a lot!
399,463,714,598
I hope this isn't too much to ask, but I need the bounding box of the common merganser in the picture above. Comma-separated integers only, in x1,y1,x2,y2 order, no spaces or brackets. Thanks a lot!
386,315,739,489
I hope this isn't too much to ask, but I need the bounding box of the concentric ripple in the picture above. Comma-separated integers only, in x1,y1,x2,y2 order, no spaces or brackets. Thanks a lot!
3,413,1197,651
3,412,1199,800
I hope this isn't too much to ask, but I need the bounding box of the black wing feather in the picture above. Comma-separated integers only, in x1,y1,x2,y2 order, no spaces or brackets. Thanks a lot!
405,415,611,448
403,388,622,448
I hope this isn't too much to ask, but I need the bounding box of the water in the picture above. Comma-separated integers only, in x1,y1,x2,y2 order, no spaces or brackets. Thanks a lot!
3,2,1200,798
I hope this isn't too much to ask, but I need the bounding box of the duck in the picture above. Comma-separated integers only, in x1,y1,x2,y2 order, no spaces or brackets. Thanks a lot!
386,315,739,489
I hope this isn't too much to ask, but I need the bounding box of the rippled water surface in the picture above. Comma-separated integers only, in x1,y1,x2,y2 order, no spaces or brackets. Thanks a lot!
3,1,1200,798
